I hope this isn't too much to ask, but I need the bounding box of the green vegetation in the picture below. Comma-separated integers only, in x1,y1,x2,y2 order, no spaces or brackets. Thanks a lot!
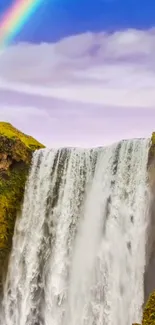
0,122,45,164
0,122,45,282
0,122,44,150
147,132,155,170
151,132,155,145
142,291,155,325
0,166,29,254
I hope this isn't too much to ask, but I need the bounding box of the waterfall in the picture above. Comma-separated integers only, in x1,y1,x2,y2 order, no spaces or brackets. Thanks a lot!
0,139,150,325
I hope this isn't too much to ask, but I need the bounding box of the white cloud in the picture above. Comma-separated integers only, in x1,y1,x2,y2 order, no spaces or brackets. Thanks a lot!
0,29,155,146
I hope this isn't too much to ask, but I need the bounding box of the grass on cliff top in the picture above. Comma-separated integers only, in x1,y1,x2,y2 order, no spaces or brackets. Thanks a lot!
0,122,45,150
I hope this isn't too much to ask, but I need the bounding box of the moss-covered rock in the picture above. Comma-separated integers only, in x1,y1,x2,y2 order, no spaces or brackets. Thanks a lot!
0,122,45,288
142,291,155,325
147,133,155,168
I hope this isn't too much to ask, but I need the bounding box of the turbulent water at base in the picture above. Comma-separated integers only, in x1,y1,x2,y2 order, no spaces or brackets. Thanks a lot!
0,139,151,325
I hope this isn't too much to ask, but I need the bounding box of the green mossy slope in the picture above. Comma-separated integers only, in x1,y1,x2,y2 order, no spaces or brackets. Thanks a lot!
0,122,45,287
0,122,45,162
142,291,155,325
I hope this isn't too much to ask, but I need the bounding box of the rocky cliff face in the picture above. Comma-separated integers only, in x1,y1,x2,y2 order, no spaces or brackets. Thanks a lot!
142,132,155,324
0,122,45,290
148,133,155,191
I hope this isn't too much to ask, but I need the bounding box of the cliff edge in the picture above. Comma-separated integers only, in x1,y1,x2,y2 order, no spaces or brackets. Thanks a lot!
0,122,45,288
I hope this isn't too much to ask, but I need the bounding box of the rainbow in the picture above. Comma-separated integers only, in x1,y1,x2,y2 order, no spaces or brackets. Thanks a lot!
0,0,42,49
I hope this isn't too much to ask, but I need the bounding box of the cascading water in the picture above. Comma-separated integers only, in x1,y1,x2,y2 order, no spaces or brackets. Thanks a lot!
0,139,151,325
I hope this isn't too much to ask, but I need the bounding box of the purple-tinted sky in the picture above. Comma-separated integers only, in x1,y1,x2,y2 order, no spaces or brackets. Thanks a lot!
0,29,155,146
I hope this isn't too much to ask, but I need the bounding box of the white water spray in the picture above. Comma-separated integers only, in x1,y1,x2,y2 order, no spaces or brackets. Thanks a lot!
0,139,150,325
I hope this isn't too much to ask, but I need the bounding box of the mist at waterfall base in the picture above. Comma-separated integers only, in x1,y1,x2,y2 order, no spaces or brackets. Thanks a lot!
0,138,151,325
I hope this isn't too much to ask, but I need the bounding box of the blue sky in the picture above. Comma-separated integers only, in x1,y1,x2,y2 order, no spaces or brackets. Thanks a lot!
0,1,155,147
0,0,155,43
